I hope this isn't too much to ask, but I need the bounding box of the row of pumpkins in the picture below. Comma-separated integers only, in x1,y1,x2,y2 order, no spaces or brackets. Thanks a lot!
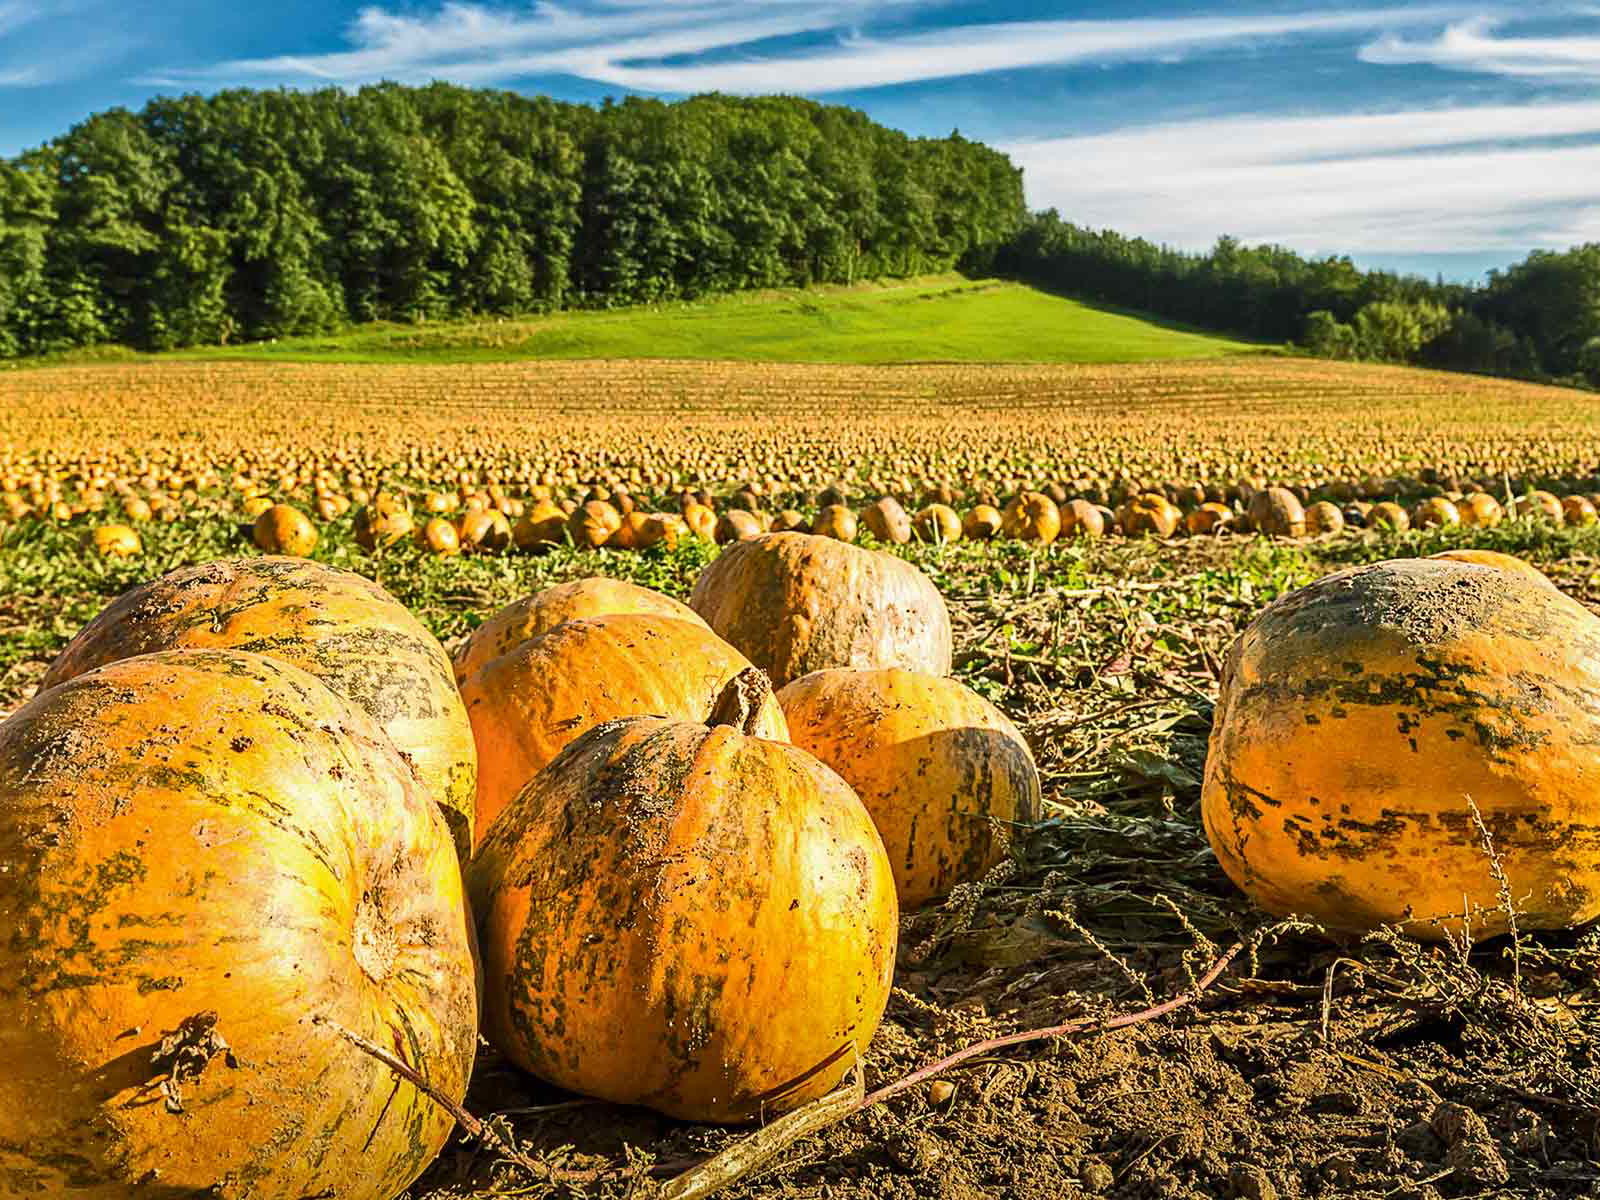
1,531,1595,1198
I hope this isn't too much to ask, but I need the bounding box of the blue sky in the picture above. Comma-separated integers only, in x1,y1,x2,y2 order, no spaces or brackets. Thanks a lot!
3,2,1599,280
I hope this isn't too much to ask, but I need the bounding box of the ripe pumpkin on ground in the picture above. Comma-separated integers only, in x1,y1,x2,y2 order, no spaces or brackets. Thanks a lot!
1120,493,1181,538
1248,487,1306,537
777,668,1041,908
913,503,962,544
1001,491,1061,543
811,503,858,541
1458,492,1504,528
690,532,953,688
1060,498,1106,538
1186,502,1234,536
459,613,787,839
1203,557,1600,941
452,576,710,686
252,503,317,556
862,496,912,545
89,523,141,558
1412,497,1460,529
42,556,477,855
469,669,897,1124
961,504,1002,540
0,650,477,1198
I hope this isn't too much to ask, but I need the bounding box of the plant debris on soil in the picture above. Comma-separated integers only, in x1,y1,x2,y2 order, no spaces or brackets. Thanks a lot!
4,521,1599,1199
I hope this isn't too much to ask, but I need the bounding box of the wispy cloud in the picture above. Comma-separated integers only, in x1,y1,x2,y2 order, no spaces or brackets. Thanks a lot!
1362,15,1600,79
152,1,1470,92
1005,102,1600,254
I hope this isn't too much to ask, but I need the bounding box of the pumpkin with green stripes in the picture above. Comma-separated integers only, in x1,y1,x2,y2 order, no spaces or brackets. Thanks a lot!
469,669,896,1124
1203,557,1600,940
0,650,477,1198
41,557,476,856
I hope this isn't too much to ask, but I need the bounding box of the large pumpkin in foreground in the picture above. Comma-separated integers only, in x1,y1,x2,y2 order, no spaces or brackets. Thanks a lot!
778,668,1041,908
458,612,788,840
469,670,897,1123
690,532,952,687
452,576,709,685
41,557,477,854
0,650,477,1198
1203,557,1600,940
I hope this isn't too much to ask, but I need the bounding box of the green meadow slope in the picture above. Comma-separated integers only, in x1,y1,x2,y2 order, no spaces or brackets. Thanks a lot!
162,276,1263,366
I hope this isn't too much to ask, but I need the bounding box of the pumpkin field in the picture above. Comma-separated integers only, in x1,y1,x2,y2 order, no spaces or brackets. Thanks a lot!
2,351,1600,1200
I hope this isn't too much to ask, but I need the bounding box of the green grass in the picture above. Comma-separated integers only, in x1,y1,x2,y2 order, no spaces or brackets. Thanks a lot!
151,276,1261,366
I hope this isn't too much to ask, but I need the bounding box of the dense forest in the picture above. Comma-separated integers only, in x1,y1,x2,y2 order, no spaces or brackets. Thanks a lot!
0,84,1024,355
995,213,1600,388
3,83,1597,390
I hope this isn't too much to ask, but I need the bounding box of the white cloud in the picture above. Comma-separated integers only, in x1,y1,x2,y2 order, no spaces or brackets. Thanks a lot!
1004,102,1600,254
155,1,1471,93
1361,15,1600,79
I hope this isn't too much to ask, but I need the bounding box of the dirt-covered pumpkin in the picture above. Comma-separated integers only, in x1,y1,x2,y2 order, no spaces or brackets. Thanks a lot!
1203,557,1600,940
690,532,953,687
469,670,897,1123
453,577,709,685
41,557,477,855
0,650,477,1198
777,668,1041,907
1430,548,1557,589
459,612,788,839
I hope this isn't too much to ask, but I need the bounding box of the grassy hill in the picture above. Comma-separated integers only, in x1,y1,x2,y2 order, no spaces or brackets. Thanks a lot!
164,277,1263,366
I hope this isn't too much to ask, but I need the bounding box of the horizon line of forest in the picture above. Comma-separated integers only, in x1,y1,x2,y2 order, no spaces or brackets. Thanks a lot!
1,82,1595,389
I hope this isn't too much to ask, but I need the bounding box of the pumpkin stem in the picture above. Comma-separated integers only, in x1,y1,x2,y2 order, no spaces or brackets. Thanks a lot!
709,668,772,736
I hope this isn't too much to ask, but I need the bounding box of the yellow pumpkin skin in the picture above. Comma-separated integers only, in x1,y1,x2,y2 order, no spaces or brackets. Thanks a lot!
452,576,710,686
252,503,317,556
469,676,897,1124
41,557,477,856
690,532,953,688
0,650,477,1198
777,668,1041,908
459,613,788,840
961,504,1003,540
1203,558,1600,941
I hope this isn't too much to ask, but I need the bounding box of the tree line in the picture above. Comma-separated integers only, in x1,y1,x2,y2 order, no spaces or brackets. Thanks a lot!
994,212,1600,389
0,84,1025,355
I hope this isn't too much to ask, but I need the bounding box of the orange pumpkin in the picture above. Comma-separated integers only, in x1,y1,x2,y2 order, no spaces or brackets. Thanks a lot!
42,557,477,855
1412,497,1460,528
0,650,476,1197
469,670,897,1123
913,503,962,544
354,504,414,550
421,515,461,555
1060,498,1105,538
1304,501,1345,535
1203,557,1600,940
812,503,859,541
1368,501,1411,531
453,577,710,686
862,496,912,544
89,524,141,558
716,509,766,543
459,613,787,839
1457,492,1504,528
1186,502,1234,535
690,532,953,687
961,504,1003,540
1247,487,1306,537
252,503,317,556
512,498,567,549
569,499,622,548
778,668,1041,907
1120,493,1181,538
1001,491,1061,543
458,507,512,552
